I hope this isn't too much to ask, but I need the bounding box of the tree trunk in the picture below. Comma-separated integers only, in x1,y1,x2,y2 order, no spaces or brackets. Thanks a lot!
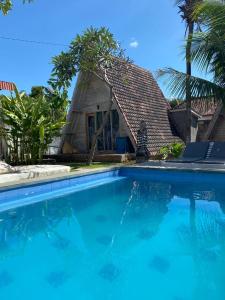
185,21,194,144
87,87,113,165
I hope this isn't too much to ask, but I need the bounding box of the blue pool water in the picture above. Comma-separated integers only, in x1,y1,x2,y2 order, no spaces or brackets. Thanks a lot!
1,168,225,300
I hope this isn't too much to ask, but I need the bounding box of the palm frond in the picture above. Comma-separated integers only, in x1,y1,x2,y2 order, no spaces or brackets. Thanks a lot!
193,1,225,28
157,68,225,102
175,0,203,26
190,32,225,78
189,1,225,85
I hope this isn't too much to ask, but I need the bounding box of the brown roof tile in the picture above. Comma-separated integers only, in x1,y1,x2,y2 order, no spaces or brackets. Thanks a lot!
106,61,180,153
172,99,219,117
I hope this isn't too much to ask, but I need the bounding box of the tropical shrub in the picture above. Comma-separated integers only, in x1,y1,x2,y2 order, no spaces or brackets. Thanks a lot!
159,142,184,160
0,86,67,164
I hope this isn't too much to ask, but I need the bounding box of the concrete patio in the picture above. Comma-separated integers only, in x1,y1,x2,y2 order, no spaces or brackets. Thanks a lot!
0,164,71,187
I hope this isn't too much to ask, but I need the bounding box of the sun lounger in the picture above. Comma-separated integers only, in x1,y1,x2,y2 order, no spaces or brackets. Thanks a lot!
198,142,225,164
166,142,210,163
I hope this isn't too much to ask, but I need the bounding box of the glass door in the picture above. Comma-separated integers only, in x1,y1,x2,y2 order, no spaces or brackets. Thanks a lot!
104,111,112,150
87,114,95,150
87,110,119,152
96,112,104,151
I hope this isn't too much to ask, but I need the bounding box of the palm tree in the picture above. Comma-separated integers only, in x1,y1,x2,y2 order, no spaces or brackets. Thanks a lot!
159,1,225,121
175,0,203,143
159,2,225,271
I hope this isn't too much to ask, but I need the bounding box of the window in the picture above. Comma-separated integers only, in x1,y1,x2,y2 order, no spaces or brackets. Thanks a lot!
88,110,119,151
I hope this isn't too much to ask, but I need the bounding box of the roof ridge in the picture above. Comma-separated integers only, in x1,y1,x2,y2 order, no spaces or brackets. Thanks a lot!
127,61,152,74
111,56,152,75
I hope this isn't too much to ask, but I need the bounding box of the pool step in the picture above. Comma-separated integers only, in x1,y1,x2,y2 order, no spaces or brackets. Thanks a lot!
0,176,127,213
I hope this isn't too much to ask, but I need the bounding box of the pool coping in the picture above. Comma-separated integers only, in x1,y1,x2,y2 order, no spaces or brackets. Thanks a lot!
132,161,225,174
0,166,120,191
1,161,225,192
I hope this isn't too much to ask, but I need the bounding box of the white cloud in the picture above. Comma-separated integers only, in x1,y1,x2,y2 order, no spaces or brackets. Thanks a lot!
129,40,139,48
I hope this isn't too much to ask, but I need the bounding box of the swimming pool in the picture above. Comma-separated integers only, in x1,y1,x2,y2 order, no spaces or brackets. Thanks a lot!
0,167,225,300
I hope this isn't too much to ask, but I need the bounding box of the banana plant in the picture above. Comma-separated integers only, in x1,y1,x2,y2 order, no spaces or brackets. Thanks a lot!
0,86,67,164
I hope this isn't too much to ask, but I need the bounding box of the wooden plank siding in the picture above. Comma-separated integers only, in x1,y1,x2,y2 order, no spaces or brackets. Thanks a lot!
210,113,225,141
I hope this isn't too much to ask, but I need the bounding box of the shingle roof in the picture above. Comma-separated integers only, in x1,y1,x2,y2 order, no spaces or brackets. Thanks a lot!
172,99,219,117
106,61,180,154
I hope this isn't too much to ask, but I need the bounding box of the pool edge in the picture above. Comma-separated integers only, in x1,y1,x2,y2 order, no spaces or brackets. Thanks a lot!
0,166,120,192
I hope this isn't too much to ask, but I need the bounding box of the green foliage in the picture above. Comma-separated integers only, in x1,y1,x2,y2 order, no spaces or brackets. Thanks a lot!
171,142,185,158
158,67,225,101
0,86,67,164
49,26,129,91
158,1,225,103
169,98,184,108
159,142,184,160
0,0,32,15
191,1,225,86
175,0,203,29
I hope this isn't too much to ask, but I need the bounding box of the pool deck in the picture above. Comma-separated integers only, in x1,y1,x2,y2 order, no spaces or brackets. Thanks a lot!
136,160,225,173
0,165,120,190
0,165,71,188
1,160,225,190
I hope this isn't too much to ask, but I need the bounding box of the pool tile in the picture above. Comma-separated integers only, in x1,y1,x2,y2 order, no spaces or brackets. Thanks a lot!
7,210,18,219
96,235,112,246
72,198,93,211
99,263,120,281
149,256,170,274
0,271,13,288
19,183,52,198
95,215,107,223
0,170,118,208
137,229,154,240
46,271,70,288
51,179,70,191
201,248,218,262
51,237,70,250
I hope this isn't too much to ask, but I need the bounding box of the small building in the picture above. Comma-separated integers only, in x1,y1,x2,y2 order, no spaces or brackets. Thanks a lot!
60,61,180,160
168,103,201,142
169,99,225,142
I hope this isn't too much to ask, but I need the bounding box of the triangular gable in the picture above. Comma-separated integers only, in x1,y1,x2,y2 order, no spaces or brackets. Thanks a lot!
106,61,179,154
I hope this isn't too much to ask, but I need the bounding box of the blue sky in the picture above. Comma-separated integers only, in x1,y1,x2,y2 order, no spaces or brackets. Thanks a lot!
0,0,188,98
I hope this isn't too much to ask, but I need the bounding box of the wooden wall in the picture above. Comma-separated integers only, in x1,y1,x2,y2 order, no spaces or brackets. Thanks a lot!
169,110,199,142
210,111,225,141
62,73,130,154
